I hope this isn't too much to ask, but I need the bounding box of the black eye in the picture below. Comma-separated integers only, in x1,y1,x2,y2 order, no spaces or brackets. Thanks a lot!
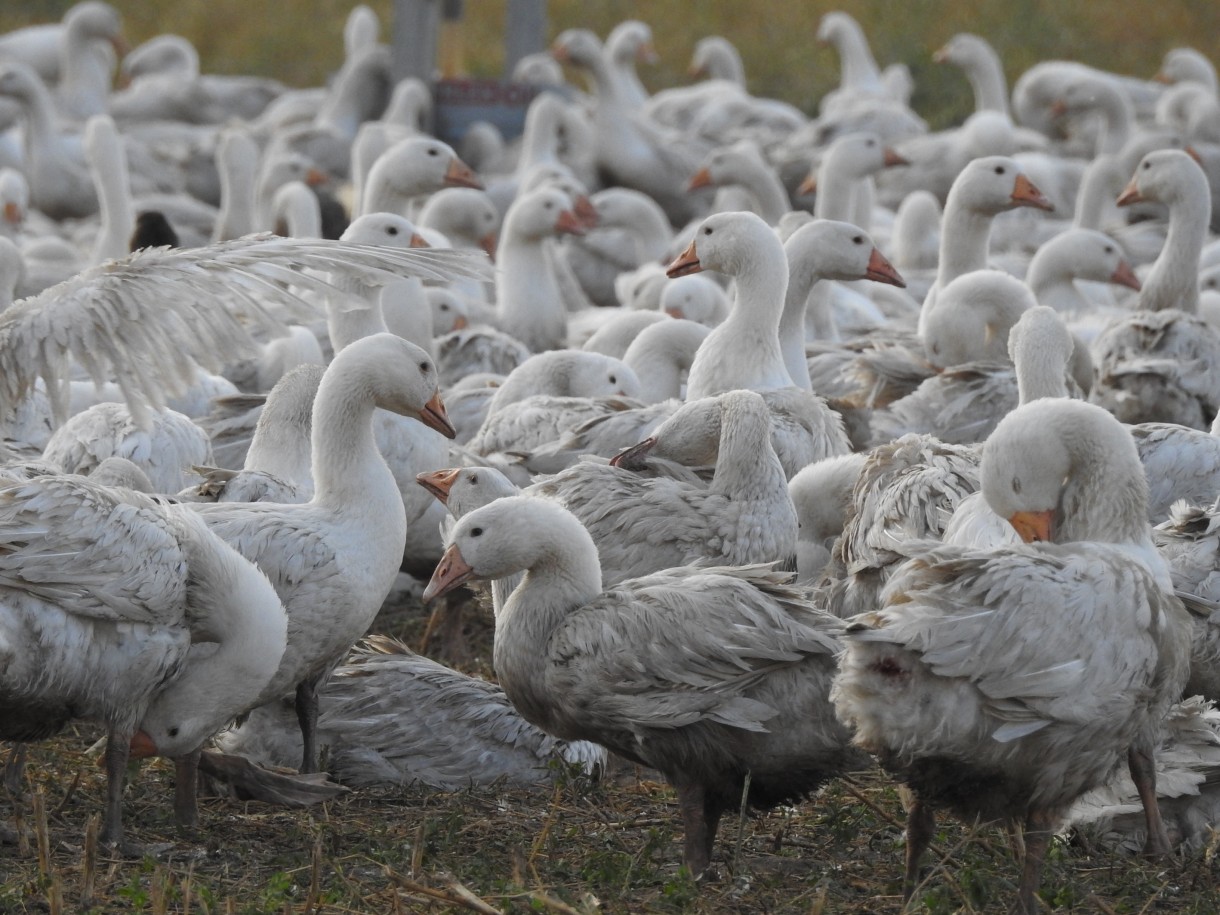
428,147,440,157
703,227,712,235
419,361,430,373
1012,477,1022,494
852,235,863,244
1143,161,1151,170
1104,246,1113,254
866,139,875,146
167,726,180,738
387,225,399,235
440,302,450,311
608,374,617,384
469,474,479,485
544,201,553,209
471,527,483,537
994,165,1005,175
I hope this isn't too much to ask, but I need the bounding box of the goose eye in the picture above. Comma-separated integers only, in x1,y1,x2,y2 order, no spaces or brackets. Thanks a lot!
852,235,864,244
1104,246,1113,254
703,227,713,236
167,726,180,738
1012,477,1022,495
608,374,617,384
1143,161,1151,170
419,361,430,373
544,201,553,209
440,303,450,311
469,474,479,485
387,225,399,236
994,165,1006,175
428,147,440,156
470,527,484,537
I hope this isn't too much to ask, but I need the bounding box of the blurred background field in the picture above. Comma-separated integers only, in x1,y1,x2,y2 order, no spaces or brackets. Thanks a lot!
3,1,1220,129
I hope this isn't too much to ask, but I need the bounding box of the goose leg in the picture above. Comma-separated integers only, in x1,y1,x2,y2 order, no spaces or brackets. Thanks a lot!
295,677,321,774
4,742,26,797
674,779,719,878
173,748,201,830
1014,808,1053,915
1128,741,1173,856
902,796,934,903
99,726,130,851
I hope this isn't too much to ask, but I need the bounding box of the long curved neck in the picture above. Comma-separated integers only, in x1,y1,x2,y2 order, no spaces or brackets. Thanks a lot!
813,152,856,222
1073,155,1122,229
497,232,566,351
720,241,789,355
60,35,112,119
835,27,880,90
1058,426,1150,546
15,77,60,158
86,120,133,265
214,141,258,242
624,327,700,402
735,163,789,226
1090,88,1133,157
963,48,1009,114
1142,190,1208,313
1026,249,1087,313
781,253,836,388
1013,337,1070,404
935,193,995,289
308,357,398,512
711,404,788,500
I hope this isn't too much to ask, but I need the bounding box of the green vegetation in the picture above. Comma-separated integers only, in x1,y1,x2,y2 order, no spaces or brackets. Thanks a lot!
3,1,1220,128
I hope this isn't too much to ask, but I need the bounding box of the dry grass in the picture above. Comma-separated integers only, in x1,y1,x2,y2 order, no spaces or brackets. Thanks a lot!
2,590,1219,914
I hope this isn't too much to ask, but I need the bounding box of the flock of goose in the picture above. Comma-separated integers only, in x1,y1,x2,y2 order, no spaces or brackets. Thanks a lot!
4,3,1220,910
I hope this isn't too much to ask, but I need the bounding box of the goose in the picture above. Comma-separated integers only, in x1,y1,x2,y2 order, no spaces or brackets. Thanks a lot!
579,309,667,360
657,274,729,326
359,136,482,218
604,19,655,111
213,635,607,789
524,389,798,585
1091,149,1220,428
0,473,287,849
832,399,1192,914
551,28,707,227
688,140,791,226
802,131,907,230
1026,226,1141,316
176,333,457,794
1132,411,1220,522
934,33,1010,116
53,0,124,123
211,127,260,243
788,452,867,583
423,495,866,877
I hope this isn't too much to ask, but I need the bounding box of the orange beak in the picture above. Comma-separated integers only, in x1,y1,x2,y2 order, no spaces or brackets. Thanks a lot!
1049,99,1069,118
444,157,483,190
664,306,685,319
1116,176,1144,207
551,43,571,64
1011,174,1053,211
573,195,599,228
665,238,701,278
1008,509,1054,543
451,314,469,331
638,42,659,65
305,167,328,187
129,730,158,759
554,209,586,236
796,172,818,196
409,232,431,248
422,543,475,601
1110,259,1141,291
883,148,908,167
479,232,498,260
609,436,657,469
687,166,715,192
1186,145,1204,165
932,46,950,64
2,201,20,225
419,391,457,439
1153,71,1172,84
416,468,462,504
865,248,906,287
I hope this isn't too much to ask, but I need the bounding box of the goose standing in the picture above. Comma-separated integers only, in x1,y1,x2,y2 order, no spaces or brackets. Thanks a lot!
423,495,865,876
832,399,1192,914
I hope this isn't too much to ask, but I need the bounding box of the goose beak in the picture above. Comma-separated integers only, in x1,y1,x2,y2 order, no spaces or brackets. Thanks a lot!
665,239,701,278
1116,177,1144,207
1153,71,1172,84
129,730,158,759
479,232,498,260
409,232,431,248
610,436,657,470
2,201,20,226
883,148,909,168
796,172,818,196
451,314,469,331
416,468,462,504
638,42,660,65
305,167,328,188
1008,509,1054,543
573,195,599,228
687,166,715,191
444,157,483,190
1186,145,1204,165
1010,174,1054,211
1110,259,1142,291
865,248,906,288
932,46,950,64
419,392,457,439
555,209,586,236
551,43,571,64
423,543,475,601
664,306,685,319
1049,99,1069,118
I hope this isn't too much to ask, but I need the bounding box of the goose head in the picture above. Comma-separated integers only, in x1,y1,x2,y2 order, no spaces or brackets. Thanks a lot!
982,399,1149,545
798,132,907,195
427,287,470,334
502,186,586,242
948,155,1054,215
784,218,906,287
0,168,28,238
1028,227,1141,291
66,1,126,57
607,20,657,67
357,333,455,436
489,349,642,409
121,34,199,82
659,275,729,325
1117,147,1209,208
551,29,604,70
1156,48,1218,91
424,496,598,600
341,211,430,248
416,465,517,514
666,210,778,279
689,141,770,192
612,393,723,469
924,269,1035,367
0,62,44,106
364,136,482,214
418,186,500,257
690,36,744,83
933,32,993,68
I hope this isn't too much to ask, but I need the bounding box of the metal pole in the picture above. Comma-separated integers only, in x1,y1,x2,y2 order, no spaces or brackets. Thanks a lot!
391,0,441,83
504,0,547,78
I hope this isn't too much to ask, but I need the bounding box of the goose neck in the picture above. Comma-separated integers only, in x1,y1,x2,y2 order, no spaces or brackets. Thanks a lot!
1141,192,1207,313
966,49,1009,114
308,359,396,511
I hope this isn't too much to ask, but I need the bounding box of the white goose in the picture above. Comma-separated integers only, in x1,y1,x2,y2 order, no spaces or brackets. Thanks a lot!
0,473,287,849
832,399,1192,914
1091,149,1220,428
423,495,865,877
